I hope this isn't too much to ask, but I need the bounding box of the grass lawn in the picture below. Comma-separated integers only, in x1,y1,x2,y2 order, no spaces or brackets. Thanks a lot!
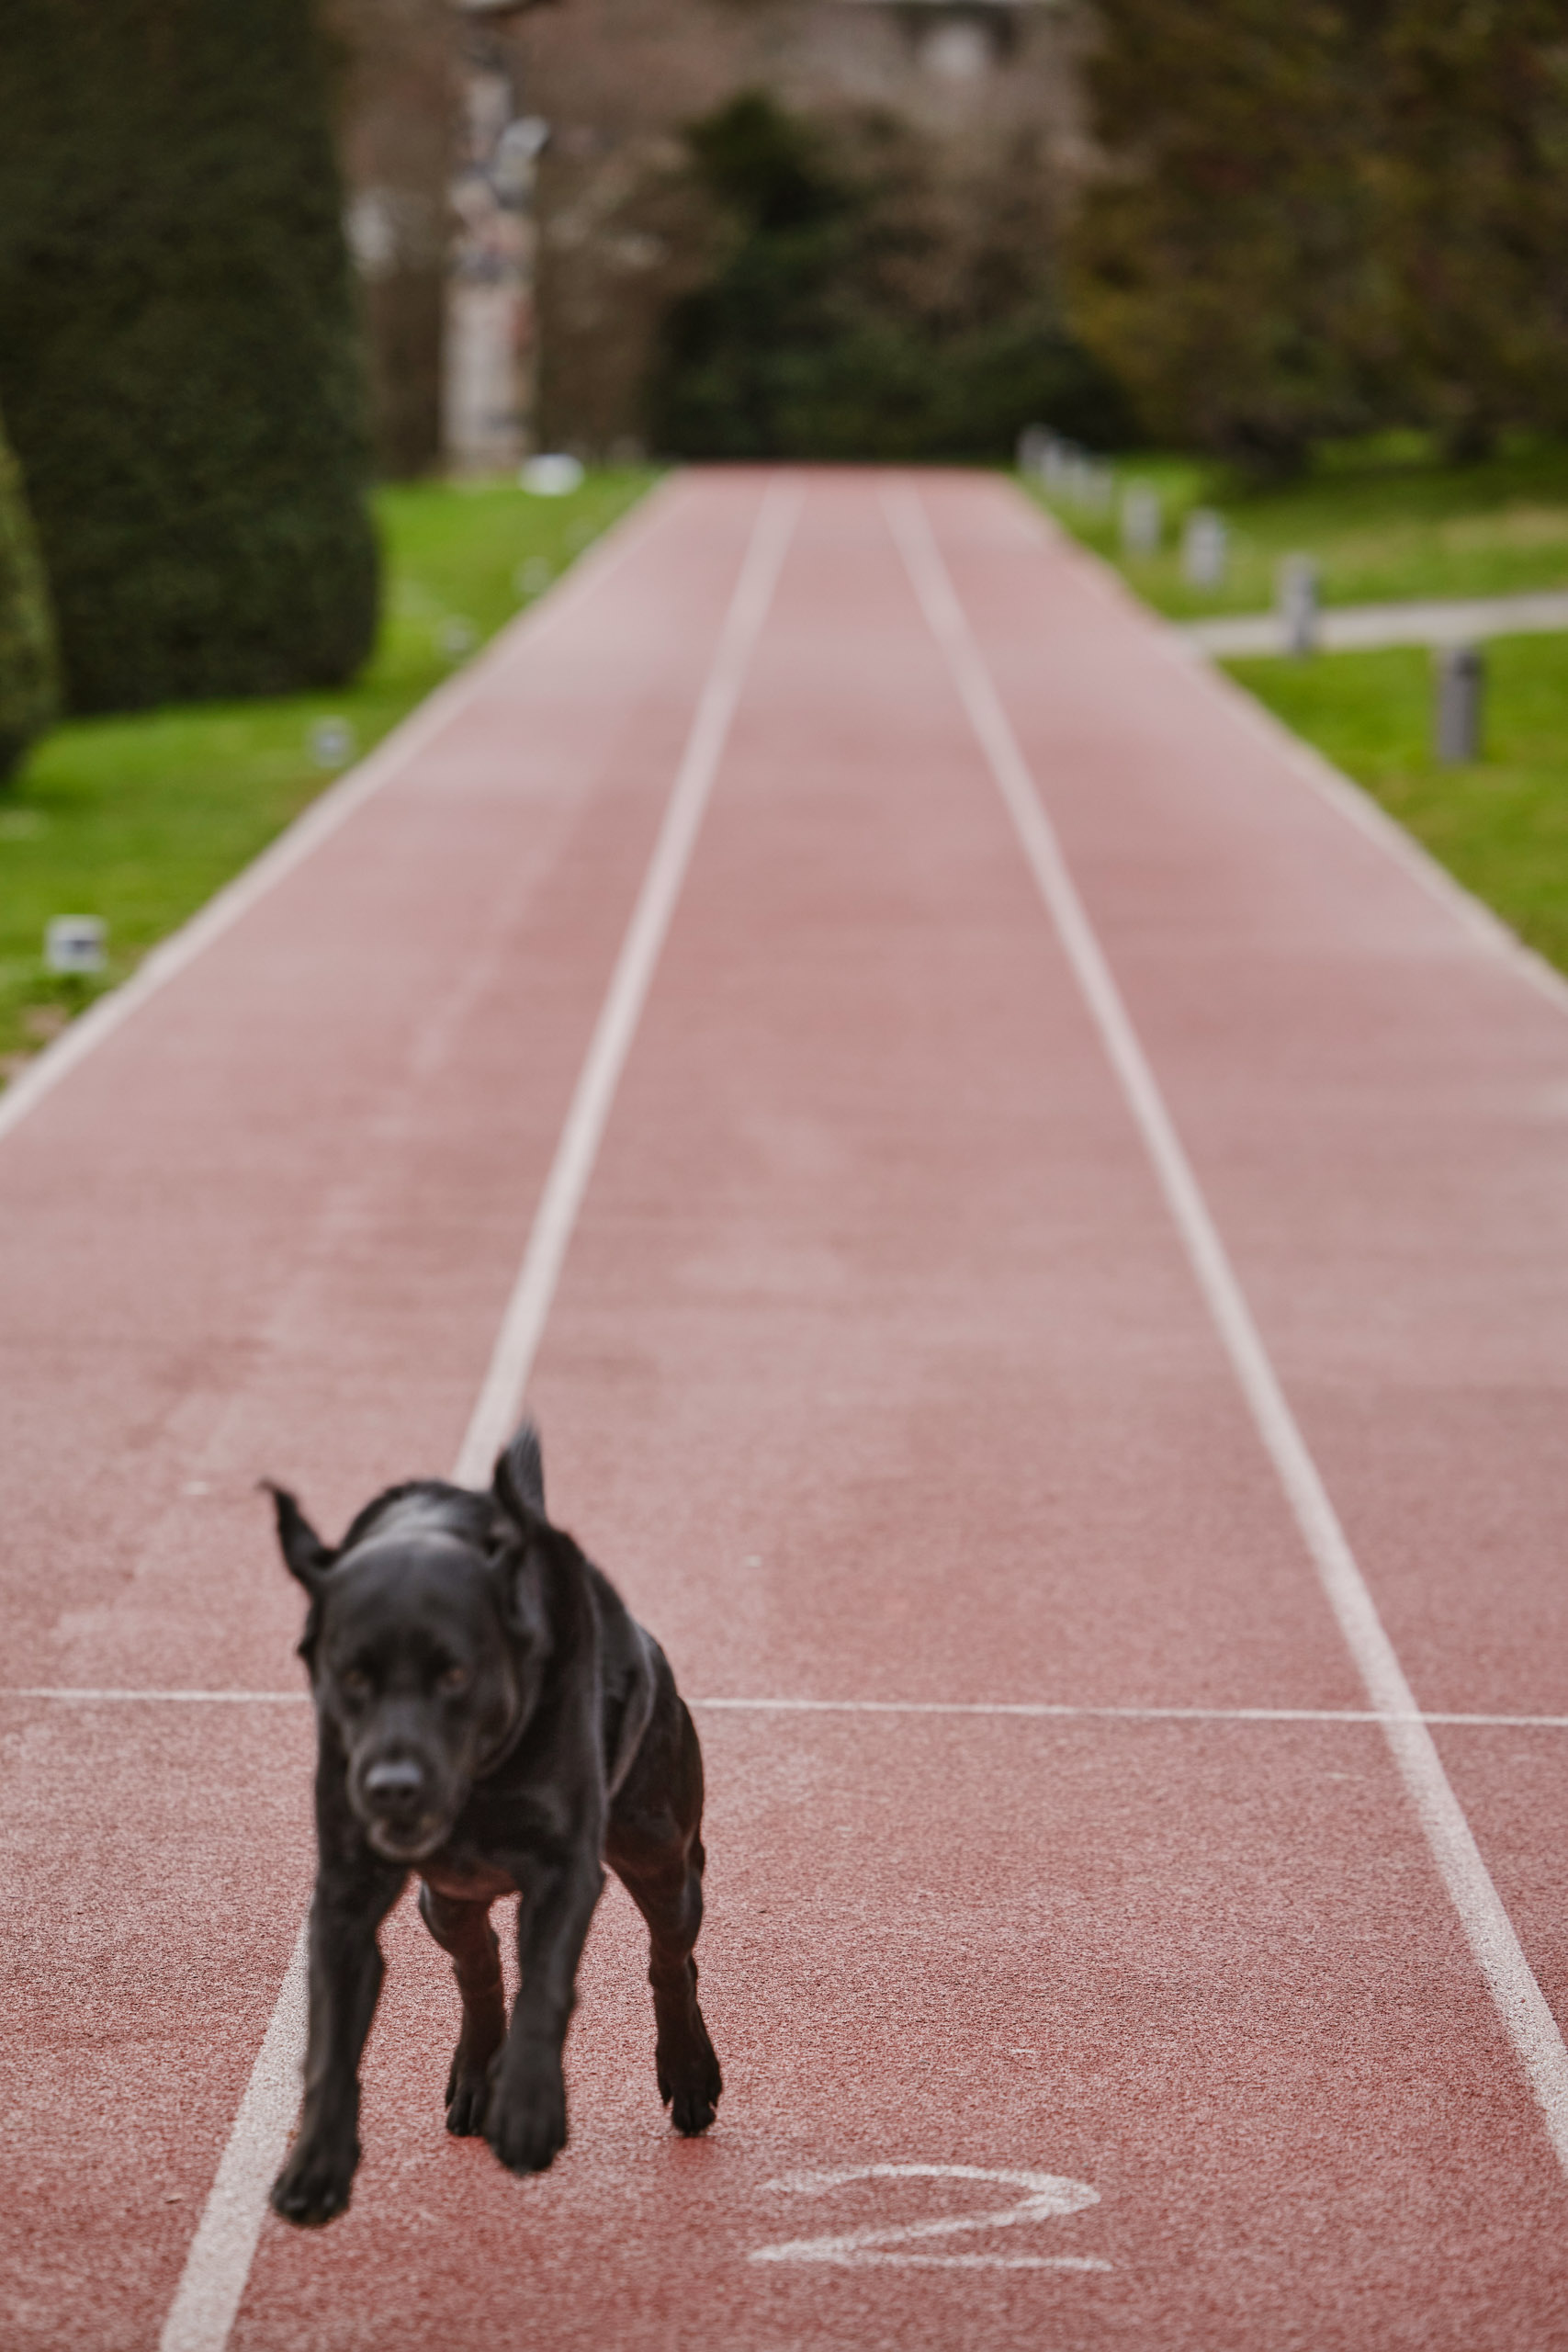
1227,634,1568,976
1025,434,1568,620
0,469,656,1080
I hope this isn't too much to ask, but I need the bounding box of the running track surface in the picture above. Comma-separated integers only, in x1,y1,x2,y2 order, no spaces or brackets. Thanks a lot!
4,469,1568,2351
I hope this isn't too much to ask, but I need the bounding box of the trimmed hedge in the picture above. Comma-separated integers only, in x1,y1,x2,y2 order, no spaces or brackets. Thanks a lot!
0,0,378,714
0,409,60,781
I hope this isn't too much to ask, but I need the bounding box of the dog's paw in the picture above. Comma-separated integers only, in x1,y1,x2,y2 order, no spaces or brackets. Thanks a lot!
444,2062,492,2138
659,2021,723,2137
269,2136,358,2228
486,2068,568,2176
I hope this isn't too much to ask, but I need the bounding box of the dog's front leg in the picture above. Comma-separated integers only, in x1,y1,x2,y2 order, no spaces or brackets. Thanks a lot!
485,1845,604,2177
271,1860,404,2226
419,1883,507,2136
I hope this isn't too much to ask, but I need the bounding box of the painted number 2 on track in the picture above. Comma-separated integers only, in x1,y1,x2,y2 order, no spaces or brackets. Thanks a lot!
750,2164,1111,2271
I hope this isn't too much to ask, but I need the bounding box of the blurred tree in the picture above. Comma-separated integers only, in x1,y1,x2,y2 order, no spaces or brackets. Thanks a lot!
651,92,1130,460
0,408,60,781
1371,3,1568,458
1066,2,1383,476
1068,4,1568,471
0,0,378,714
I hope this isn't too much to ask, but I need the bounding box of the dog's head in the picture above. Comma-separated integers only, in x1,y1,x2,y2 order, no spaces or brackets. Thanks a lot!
265,1427,553,1863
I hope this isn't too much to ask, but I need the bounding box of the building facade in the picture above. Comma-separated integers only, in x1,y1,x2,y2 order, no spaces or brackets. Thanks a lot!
330,0,1089,469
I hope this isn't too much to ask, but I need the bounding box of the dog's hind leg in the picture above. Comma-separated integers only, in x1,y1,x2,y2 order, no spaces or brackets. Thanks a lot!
612,1841,721,2134
607,1698,722,2136
419,1884,506,2135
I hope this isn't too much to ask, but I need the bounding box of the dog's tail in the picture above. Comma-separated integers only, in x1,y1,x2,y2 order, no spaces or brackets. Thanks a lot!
494,1418,546,1517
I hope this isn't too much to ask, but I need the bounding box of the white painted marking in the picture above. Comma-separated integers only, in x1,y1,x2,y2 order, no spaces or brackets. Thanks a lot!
0,476,683,1151
12,1690,310,1704
453,479,801,1483
886,481,1568,2175
694,1698,1568,1731
10,1689,1568,1731
157,1928,308,2352
155,480,800,2352
751,2163,1108,2271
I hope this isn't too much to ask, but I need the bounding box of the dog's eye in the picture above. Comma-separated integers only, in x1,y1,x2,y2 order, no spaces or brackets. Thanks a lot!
338,1667,371,1702
436,1664,470,1695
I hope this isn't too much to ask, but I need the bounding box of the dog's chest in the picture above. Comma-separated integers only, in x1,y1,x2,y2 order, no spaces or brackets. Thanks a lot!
419,1852,519,1904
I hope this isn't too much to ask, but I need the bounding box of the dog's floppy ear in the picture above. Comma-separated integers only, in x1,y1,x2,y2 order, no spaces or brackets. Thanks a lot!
262,1482,335,1590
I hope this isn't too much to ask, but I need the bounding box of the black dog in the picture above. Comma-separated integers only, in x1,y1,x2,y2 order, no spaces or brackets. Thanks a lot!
265,1421,720,2226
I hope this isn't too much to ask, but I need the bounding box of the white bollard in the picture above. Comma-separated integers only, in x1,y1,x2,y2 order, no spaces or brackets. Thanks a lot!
1121,483,1162,556
1084,461,1115,516
46,915,107,975
1183,509,1228,590
519,454,584,496
309,717,355,770
436,617,478,662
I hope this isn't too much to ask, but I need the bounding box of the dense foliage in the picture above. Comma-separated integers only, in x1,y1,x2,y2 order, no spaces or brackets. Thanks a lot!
1371,4,1568,458
0,408,60,780
1068,3,1568,473
651,94,1130,460
0,0,378,714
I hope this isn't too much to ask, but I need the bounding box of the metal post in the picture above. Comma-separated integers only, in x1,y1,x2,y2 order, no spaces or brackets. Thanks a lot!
1434,644,1484,764
1278,555,1319,656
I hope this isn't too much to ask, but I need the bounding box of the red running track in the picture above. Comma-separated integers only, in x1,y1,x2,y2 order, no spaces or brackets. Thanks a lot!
3,468,1568,2351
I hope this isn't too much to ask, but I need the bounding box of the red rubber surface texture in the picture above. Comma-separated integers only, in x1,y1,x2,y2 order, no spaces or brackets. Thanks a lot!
2,469,1564,2349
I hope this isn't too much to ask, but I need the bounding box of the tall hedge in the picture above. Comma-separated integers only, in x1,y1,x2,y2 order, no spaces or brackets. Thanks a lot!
0,408,60,780
0,1,378,714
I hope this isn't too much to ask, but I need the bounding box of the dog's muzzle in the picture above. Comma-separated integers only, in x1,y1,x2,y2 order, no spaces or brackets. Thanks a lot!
357,1757,447,1860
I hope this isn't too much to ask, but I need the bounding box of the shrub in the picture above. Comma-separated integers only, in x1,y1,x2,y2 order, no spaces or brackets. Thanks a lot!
0,0,378,714
0,407,60,781
650,94,1130,461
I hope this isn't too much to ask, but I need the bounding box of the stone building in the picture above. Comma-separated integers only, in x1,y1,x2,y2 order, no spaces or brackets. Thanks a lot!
329,0,1089,471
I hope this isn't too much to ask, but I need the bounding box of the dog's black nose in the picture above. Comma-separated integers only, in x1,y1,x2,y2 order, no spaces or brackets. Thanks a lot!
364,1758,425,1809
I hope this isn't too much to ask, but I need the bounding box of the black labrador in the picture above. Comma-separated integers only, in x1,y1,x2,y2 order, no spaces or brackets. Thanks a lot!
265,1421,720,2226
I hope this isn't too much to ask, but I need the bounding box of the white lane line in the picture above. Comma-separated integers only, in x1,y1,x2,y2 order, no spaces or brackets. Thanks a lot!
16,1688,1568,1731
0,476,683,1150
695,1699,1568,1730
454,479,800,1482
886,482,1568,2177
12,1690,311,1702
151,1928,310,2352
156,479,800,2352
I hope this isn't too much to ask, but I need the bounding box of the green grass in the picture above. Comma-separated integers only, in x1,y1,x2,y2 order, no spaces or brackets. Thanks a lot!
0,469,656,1078
1025,435,1568,619
1227,634,1568,975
